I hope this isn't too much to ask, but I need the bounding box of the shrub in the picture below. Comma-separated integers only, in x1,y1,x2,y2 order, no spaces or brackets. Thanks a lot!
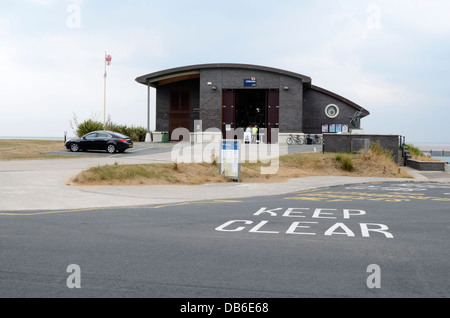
72,113,148,141
76,119,104,137
334,154,353,171
340,155,354,171
405,144,423,156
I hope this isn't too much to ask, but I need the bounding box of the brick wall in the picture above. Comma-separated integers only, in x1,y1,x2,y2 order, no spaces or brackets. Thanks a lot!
323,134,400,164
199,68,303,133
406,159,445,171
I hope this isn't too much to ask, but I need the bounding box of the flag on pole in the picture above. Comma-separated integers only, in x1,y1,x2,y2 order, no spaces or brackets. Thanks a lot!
106,54,112,66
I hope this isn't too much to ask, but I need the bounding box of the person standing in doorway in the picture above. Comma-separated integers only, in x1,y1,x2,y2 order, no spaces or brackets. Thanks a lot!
245,125,252,144
252,125,258,144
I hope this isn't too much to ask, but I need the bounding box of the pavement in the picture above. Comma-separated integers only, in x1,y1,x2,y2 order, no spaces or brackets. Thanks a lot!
1,142,449,212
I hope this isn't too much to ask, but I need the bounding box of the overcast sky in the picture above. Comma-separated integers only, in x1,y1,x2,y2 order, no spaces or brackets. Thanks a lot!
1,0,449,143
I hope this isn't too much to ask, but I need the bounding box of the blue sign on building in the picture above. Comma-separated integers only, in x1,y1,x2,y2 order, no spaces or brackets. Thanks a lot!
244,77,257,87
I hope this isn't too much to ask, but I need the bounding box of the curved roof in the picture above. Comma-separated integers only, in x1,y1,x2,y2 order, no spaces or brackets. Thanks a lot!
135,63,312,88
136,63,369,116
310,85,370,117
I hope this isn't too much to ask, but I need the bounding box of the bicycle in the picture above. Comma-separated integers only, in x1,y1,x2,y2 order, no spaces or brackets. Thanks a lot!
307,134,323,145
286,134,305,145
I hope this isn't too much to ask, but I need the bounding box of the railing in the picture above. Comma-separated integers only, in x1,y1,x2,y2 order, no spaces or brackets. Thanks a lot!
399,136,410,166
428,150,450,156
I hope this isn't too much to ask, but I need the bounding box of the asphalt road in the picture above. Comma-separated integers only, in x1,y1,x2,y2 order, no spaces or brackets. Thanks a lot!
0,182,449,299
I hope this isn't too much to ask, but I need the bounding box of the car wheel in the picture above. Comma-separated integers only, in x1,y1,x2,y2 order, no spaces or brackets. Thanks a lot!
107,144,116,154
70,143,80,152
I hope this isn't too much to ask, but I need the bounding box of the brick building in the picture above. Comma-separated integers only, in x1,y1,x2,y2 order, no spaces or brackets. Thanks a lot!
135,63,370,143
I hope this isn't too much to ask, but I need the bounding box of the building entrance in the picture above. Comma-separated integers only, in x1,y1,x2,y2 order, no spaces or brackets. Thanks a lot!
235,89,267,131
222,89,279,143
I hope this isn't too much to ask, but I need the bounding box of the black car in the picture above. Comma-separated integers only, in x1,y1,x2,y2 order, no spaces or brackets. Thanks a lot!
65,131,133,154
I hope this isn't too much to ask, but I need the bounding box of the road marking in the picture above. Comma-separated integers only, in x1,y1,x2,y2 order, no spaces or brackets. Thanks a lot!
216,207,394,239
285,191,450,203
0,200,242,217
0,207,101,216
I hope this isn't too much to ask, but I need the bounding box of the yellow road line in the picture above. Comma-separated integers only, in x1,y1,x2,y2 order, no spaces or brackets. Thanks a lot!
0,200,242,217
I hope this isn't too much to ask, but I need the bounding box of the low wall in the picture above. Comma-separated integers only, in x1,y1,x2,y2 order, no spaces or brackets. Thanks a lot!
406,159,446,171
323,134,400,164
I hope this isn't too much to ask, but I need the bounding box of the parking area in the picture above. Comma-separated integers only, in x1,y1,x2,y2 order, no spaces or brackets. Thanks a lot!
47,142,176,158
47,142,322,158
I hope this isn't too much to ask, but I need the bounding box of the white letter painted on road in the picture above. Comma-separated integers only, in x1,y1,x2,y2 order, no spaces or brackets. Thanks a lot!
286,222,318,235
282,208,308,218
249,221,279,234
324,223,355,237
361,223,394,238
343,209,366,219
253,207,283,217
312,208,337,219
215,220,253,232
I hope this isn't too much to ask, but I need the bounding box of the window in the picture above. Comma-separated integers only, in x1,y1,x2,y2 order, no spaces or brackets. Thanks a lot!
85,133,98,139
97,133,111,138
325,104,340,119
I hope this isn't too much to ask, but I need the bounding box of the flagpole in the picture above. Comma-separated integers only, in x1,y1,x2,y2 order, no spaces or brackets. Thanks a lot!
103,52,107,129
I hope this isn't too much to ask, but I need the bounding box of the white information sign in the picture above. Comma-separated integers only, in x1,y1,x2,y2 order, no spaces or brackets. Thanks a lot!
220,140,241,182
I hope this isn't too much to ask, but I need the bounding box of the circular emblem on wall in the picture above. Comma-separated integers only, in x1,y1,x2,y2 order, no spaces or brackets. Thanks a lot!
325,104,340,118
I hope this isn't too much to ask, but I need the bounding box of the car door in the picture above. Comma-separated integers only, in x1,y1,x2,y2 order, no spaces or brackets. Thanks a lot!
96,132,111,151
80,132,98,150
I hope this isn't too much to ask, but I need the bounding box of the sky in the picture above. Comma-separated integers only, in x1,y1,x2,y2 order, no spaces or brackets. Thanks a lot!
0,0,449,143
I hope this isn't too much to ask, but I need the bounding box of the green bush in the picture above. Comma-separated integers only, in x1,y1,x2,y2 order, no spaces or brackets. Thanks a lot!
113,125,147,142
405,144,423,156
72,113,147,141
334,154,353,171
341,155,354,171
76,119,104,137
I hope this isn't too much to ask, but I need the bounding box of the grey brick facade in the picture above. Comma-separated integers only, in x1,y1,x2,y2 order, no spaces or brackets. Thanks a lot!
137,64,370,140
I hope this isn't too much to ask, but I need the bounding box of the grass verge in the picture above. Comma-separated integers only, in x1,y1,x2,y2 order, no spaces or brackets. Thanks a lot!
0,140,69,161
72,147,412,186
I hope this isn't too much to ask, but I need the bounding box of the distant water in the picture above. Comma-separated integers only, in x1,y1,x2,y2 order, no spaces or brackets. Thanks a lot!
414,143,450,152
411,143,450,164
431,155,450,164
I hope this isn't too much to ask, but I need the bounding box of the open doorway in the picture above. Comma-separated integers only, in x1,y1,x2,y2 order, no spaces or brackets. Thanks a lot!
222,89,278,143
234,89,267,131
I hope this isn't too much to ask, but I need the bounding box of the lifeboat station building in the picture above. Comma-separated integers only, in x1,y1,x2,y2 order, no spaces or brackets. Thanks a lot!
135,63,370,143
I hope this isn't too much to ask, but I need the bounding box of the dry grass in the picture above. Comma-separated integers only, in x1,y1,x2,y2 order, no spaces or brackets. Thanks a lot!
0,140,68,161
73,162,230,186
72,148,412,186
410,154,443,162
